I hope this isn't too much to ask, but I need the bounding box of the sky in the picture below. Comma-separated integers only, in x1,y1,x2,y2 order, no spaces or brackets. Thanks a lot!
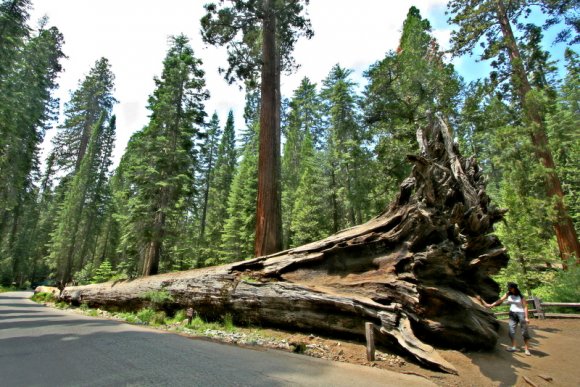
26,0,564,167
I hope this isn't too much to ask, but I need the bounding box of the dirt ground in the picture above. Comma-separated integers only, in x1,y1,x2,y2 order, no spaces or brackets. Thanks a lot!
240,319,580,387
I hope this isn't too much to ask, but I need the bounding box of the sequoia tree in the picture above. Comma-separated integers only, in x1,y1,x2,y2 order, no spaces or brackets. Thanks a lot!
447,0,580,263
201,0,313,257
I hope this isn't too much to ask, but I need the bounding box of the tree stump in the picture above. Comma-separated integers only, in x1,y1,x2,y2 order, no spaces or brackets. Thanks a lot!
62,115,509,374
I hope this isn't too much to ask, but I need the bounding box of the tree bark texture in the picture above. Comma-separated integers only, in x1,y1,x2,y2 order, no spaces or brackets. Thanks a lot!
255,0,282,257
141,208,165,277
495,0,580,264
62,116,509,374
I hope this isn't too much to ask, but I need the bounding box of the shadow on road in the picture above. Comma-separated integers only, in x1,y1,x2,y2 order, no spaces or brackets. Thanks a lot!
0,291,431,387
0,308,50,314
0,317,120,330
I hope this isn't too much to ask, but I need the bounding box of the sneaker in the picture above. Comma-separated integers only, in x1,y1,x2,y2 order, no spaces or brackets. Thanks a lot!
506,347,517,352
525,349,531,356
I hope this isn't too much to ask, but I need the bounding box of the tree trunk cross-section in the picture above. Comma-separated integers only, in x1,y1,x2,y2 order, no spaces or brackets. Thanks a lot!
62,115,509,374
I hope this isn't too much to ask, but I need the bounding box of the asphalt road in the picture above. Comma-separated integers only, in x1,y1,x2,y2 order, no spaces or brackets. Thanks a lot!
0,291,433,387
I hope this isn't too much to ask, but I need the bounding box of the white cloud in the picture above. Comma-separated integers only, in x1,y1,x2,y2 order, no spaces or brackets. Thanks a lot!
29,0,449,166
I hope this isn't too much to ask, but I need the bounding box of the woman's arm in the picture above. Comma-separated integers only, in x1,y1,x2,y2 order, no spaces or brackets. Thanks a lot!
487,293,508,308
523,298,529,322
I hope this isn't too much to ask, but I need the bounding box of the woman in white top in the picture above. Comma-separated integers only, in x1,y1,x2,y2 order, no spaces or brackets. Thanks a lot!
485,282,531,355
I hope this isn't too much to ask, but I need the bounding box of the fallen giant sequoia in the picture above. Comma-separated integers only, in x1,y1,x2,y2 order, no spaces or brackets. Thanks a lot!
62,116,509,373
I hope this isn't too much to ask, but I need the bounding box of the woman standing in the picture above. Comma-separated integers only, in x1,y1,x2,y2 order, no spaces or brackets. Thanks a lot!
486,282,532,355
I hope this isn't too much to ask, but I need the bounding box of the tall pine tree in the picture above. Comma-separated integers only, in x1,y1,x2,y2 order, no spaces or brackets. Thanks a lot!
204,110,237,260
48,114,114,284
0,16,64,285
118,35,208,276
321,64,371,232
547,50,580,236
364,6,461,202
201,0,313,256
448,0,580,263
281,77,323,248
197,112,222,242
50,57,116,175
220,121,258,264
289,130,331,246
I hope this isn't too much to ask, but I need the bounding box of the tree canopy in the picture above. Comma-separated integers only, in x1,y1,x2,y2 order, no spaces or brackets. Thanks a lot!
0,1,577,307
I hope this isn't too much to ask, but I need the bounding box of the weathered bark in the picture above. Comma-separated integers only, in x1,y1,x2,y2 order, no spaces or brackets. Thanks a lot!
255,0,283,257
63,116,509,374
142,184,170,277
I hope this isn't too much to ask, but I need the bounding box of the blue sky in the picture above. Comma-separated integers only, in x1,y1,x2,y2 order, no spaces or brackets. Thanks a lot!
27,0,573,167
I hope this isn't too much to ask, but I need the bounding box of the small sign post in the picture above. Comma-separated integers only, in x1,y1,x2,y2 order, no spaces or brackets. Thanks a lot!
365,322,375,361
186,308,194,325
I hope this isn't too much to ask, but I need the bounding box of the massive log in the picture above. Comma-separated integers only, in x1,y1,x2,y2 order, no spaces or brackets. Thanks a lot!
62,116,509,374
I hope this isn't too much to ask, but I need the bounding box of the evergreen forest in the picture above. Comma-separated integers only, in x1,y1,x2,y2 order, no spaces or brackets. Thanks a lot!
0,0,578,303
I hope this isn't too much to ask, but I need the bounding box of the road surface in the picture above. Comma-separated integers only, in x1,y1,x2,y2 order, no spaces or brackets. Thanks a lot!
0,291,433,386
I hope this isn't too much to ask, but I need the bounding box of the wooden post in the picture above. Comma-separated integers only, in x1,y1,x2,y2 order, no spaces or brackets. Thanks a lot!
532,297,544,319
186,307,194,325
365,322,375,361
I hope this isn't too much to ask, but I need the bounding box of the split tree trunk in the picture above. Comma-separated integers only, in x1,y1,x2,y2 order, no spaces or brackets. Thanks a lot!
62,116,509,374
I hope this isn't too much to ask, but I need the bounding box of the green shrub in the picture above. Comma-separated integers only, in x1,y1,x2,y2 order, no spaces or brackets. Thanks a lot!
30,292,57,303
79,303,89,311
114,312,139,324
110,273,128,282
169,309,187,324
534,261,580,312
186,314,221,331
188,314,203,329
92,260,114,283
152,311,167,325
124,314,139,324
223,313,235,332
87,309,99,317
137,308,156,324
75,263,95,285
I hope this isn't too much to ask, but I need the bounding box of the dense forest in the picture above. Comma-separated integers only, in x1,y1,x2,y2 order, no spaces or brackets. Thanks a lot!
0,0,578,303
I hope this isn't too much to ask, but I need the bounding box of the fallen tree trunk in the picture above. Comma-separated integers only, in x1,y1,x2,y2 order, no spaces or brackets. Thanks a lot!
62,115,509,374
